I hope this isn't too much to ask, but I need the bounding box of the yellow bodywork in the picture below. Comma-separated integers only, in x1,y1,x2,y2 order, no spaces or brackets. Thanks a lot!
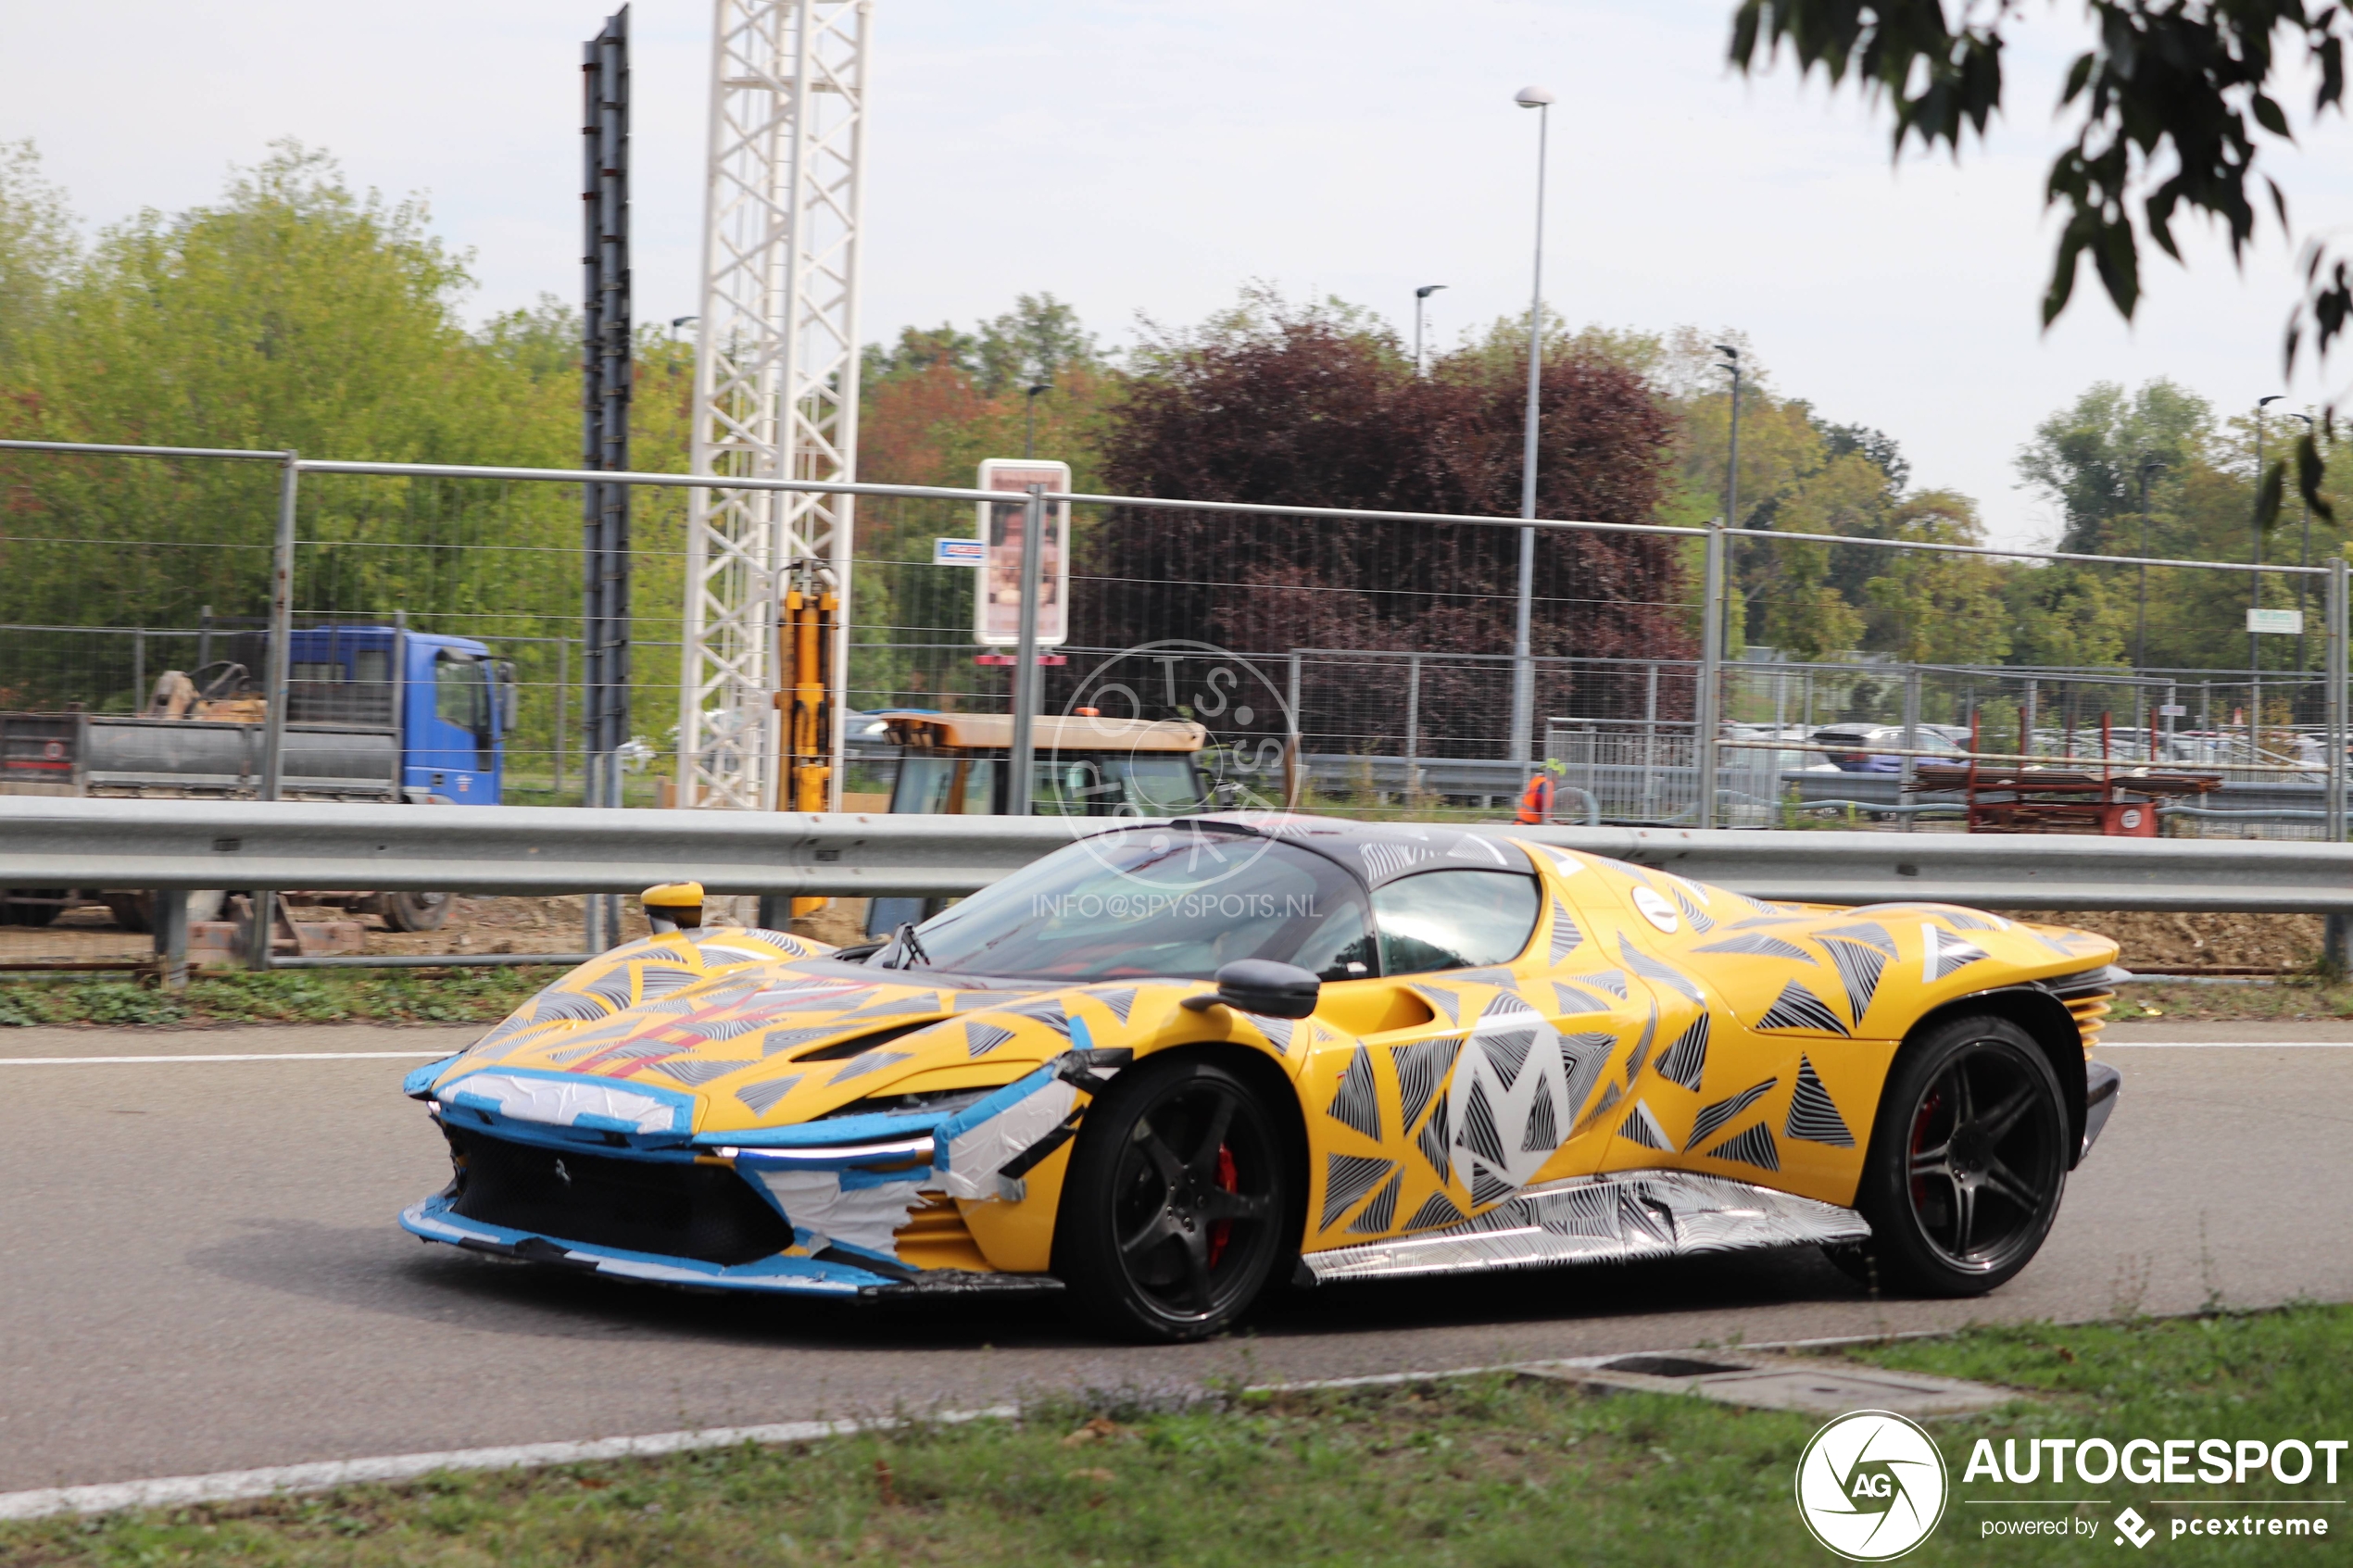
418,843,2118,1280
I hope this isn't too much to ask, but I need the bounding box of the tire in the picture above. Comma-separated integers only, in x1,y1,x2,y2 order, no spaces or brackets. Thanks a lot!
381,891,453,933
1054,1055,1292,1343
1848,1013,2070,1297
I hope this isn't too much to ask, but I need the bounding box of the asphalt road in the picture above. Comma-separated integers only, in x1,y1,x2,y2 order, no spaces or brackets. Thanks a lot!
6,1021,2351,1494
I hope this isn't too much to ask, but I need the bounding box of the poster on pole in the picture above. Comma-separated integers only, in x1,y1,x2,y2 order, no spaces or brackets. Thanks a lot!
975,458,1072,648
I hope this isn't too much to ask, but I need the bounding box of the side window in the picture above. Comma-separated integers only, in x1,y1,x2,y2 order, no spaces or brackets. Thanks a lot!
435,657,490,734
1290,896,1378,982
1371,871,1541,976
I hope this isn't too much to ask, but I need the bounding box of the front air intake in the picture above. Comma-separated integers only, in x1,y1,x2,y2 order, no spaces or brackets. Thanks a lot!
445,1126,792,1265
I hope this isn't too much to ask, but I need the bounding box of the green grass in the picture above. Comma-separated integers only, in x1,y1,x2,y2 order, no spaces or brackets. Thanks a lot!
6,1304,2349,1565
0,967,557,1028
2108,979,2353,1022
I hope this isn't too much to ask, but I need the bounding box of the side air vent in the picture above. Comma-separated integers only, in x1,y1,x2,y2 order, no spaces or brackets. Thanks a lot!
790,1019,949,1062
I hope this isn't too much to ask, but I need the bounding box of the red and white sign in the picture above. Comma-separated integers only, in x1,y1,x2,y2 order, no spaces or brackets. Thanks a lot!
975,458,1071,648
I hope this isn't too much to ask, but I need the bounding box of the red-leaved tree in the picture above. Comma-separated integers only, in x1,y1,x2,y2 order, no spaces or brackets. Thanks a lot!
1076,300,1688,756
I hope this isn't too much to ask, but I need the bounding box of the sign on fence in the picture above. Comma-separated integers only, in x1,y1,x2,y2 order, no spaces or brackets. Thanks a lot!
2248,608,2306,634
975,458,1072,648
932,538,986,566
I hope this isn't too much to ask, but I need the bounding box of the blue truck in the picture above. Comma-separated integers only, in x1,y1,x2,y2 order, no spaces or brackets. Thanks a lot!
0,623,516,930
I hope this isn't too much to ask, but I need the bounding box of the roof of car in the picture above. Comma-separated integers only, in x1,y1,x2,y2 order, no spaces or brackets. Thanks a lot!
1152,813,1538,887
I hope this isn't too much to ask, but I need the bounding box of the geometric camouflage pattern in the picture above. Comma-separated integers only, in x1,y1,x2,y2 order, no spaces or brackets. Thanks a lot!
415,830,2120,1279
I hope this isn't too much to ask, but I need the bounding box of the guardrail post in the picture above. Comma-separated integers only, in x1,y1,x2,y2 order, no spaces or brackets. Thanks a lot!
151,888,188,992
1694,521,1727,830
1007,483,1045,817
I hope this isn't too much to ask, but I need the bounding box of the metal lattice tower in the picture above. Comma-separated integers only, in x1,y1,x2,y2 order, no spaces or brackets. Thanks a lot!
679,0,870,809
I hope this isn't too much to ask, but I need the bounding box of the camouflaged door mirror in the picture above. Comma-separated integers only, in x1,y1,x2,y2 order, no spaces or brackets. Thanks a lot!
1186,959,1320,1019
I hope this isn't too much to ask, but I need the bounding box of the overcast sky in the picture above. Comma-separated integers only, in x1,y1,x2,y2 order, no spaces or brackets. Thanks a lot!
6,0,2348,548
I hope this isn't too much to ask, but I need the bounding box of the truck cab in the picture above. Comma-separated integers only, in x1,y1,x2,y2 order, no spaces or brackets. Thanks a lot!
273,625,514,803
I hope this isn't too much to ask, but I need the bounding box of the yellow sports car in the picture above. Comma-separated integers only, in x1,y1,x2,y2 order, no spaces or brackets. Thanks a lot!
401,817,2124,1342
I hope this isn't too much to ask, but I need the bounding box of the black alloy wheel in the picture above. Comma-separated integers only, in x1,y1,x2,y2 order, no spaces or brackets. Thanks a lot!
1055,1055,1292,1343
1843,1014,2069,1297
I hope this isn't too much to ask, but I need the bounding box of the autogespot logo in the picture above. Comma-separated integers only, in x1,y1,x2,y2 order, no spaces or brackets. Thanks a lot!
1794,1411,1950,1562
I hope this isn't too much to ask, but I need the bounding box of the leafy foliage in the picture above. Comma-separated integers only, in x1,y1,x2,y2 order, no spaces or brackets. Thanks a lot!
1730,0,2348,524
1086,292,1688,742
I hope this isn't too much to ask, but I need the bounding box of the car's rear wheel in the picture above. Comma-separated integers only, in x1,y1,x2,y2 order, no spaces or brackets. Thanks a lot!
1844,1014,2068,1297
1055,1055,1290,1343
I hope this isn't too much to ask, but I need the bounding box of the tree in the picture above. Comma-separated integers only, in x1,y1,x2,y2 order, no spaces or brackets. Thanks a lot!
1082,291,1685,753
1730,1,2349,518
2015,379,2211,556
0,140,75,370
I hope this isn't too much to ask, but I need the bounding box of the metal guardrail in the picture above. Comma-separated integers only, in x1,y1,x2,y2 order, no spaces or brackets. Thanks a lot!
3,797,2352,916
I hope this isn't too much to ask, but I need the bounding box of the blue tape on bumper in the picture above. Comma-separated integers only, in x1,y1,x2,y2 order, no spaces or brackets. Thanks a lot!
397,1194,879,1296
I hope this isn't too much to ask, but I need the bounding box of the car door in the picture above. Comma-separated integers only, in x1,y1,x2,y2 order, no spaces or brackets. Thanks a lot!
1298,860,1659,1248
1553,853,1864,1198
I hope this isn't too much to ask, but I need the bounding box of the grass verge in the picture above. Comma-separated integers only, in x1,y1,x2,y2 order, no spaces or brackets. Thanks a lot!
0,968,557,1027
6,1303,2347,1565
2108,979,2353,1022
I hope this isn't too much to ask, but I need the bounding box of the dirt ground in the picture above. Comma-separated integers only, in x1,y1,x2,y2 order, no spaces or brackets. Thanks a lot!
2013,909,2321,972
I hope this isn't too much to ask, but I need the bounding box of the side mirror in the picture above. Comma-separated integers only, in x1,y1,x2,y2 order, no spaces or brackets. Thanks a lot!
1181,958,1321,1019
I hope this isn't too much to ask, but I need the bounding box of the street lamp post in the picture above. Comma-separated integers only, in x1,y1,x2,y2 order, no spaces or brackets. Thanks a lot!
1508,84,1554,769
1024,382,1051,460
2134,456,2165,671
2255,395,2285,745
2292,411,2317,673
1414,284,1446,377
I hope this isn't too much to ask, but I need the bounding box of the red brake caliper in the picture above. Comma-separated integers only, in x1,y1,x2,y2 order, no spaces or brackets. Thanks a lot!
1206,1145,1239,1268
1909,1091,1942,1212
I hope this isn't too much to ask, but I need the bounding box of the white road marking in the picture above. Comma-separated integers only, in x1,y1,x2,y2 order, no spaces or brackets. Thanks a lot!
0,1408,1019,1521
0,1051,450,1065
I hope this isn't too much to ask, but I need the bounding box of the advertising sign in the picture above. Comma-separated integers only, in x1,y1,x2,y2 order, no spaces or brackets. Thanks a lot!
975,458,1072,648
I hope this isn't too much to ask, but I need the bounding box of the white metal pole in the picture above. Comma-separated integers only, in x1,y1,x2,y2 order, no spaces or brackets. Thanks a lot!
2331,555,2347,842
1509,93,1551,768
1007,483,1044,816
1695,522,1726,830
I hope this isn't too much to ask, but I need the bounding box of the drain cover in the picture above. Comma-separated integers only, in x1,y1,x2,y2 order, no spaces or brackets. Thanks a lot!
1524,1352,2016,1416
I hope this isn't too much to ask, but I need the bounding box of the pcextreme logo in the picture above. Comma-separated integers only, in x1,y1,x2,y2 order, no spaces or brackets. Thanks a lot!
1794,1411,1950,1561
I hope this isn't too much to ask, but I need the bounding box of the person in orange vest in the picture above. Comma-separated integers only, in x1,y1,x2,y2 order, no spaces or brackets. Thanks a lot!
1516,764,1559,824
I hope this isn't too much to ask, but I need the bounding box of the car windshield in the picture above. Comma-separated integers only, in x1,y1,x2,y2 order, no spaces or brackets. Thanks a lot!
900,831,1376,982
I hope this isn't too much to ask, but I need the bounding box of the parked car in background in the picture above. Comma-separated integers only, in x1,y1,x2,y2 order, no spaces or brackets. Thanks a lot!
1811,724,1968,773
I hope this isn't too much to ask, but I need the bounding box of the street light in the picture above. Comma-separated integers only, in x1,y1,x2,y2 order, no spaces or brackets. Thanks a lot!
1414,284,1446,377
2291,411,2317,672
2255,395,2285,740
669,315,698,340
1714,345,1743,532
1508,83,1554,768
1024,382,1051,459
2134,456,2166,671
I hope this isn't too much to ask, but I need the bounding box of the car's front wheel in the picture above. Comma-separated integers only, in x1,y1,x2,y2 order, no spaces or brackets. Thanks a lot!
1845,1013,2070,1297
1055,1055,1290,1343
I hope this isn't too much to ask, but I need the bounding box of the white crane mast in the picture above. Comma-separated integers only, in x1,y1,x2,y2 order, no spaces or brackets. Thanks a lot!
679,0,870,810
